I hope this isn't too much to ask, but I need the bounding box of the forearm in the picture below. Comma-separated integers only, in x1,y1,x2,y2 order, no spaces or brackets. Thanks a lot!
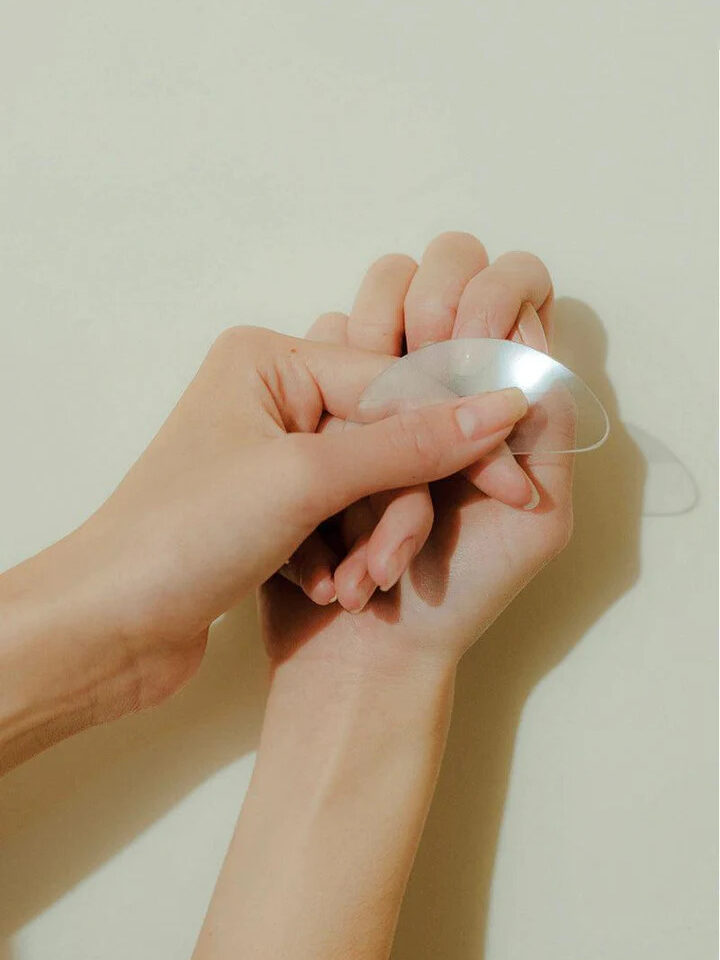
194,653,456,960
0,528,144,772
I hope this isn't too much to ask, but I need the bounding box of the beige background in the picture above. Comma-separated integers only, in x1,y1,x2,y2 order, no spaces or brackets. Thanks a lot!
0,1,717,958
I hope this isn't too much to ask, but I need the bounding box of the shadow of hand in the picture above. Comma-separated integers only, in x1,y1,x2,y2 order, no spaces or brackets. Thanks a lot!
0,598,268,946
391,299,646,959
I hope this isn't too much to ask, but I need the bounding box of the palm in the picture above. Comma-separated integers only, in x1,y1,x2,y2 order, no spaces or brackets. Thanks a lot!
262,449,571,671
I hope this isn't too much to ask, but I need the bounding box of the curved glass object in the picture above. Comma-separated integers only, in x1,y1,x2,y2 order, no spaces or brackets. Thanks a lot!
353,339,609,455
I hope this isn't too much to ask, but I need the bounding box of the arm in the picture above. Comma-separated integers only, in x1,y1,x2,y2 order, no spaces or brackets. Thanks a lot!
0,325,525,773
193,236,572,960
194,654,454,960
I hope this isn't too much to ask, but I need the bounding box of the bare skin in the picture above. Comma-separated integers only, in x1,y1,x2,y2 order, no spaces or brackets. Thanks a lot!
194,233,573,959
0,309,528,771
0,231,572,959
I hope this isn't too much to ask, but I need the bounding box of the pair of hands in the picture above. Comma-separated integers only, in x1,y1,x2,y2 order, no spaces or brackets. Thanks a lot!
70,231,572,719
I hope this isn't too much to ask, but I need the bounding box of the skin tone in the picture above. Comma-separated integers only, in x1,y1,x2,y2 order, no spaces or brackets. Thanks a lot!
0,231,573,959
195,233,573,959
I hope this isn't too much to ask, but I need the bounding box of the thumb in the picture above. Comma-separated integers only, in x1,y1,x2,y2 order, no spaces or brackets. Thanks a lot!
303,387,528,519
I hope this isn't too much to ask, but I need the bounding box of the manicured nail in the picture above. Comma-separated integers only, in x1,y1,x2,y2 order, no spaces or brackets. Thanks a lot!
523,479,541,511
380,537,416,592
455,388,528,440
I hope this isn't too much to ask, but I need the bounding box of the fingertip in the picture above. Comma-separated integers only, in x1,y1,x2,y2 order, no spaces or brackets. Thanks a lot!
522,478,541,511
369,535,417,592
306,575,338,605
334,553,377,613
464,450,540,510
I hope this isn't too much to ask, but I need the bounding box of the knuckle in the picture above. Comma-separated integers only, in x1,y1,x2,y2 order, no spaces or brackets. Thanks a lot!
369,252,417,277
213,324,274,358
498,250,552,285
404,288,455,327
482,276,521,311
454,278,520,339
430,230,487,258
395,409,444,475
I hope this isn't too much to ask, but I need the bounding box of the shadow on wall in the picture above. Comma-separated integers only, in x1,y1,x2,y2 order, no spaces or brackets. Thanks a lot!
0,599,268,950
391,298,647,960
0,298,646,960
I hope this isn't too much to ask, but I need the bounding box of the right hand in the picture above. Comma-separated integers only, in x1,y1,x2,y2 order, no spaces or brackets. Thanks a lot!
262,232,573,673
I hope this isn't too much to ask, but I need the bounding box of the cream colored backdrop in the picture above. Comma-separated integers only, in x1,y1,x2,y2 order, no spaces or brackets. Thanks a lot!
0,2,717,958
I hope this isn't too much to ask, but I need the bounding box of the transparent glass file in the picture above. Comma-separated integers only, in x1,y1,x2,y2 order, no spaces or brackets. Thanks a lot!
353,339,610,455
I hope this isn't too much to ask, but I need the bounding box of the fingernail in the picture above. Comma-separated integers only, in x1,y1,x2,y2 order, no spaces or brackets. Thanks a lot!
517,312,549,353
455,388,528,440
523,479,541,511
346,573,375,614
379,537,415,592
313,576,337,605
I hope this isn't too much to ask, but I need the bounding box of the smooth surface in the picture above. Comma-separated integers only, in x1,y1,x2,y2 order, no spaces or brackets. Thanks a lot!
354,338,611,453
0,2,717,958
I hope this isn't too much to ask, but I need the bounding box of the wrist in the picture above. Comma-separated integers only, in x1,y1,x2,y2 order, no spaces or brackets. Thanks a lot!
0,529,149,770
199,636,456,960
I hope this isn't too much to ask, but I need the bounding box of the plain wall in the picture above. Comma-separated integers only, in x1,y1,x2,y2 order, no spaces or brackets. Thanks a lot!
0,2,717,958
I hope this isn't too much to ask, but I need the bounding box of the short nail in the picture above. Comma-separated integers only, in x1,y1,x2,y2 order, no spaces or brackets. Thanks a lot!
313,576,337,605
455,388,528,440
380,537,415,592
523,479,541,511
518,314,548,352
346,572,375,613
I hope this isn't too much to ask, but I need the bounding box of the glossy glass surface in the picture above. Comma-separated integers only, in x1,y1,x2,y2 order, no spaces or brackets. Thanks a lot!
354,339,610,454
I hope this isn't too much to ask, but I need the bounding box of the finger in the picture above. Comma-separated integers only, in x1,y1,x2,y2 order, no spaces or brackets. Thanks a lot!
300,387,529,519
333,536,376,613
333,499,377,612
404,231,488,351
280,531,338,605
509,302,549,353
255,334,395,421
451,253,551,505
462,443,540,510
365,486,434,591
463,303,546,510
306,311,348,344
518,381,576,512
348,254,417,355
453,251,553,342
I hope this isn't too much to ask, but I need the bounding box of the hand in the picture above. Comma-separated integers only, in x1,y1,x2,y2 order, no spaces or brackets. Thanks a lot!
0,323,528,765
261,232,574,675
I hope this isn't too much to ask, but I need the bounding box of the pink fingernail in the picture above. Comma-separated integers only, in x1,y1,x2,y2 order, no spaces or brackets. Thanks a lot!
523,479,541,511
380,537,416,592
313,576,337,604
346,573,375,614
